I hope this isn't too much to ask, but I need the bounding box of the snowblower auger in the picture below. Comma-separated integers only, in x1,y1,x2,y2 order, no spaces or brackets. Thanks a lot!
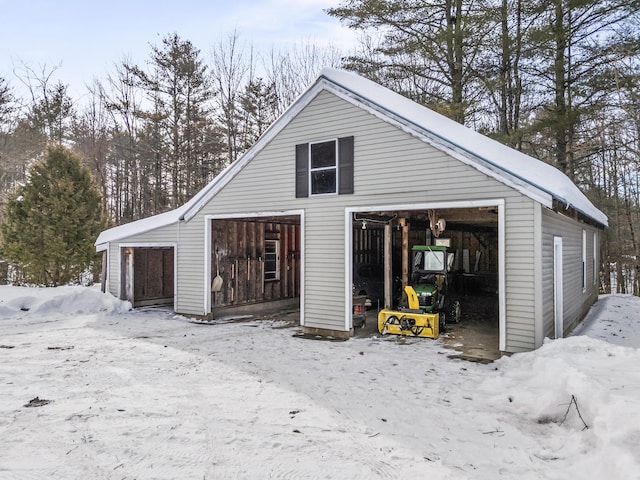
377,286,439,339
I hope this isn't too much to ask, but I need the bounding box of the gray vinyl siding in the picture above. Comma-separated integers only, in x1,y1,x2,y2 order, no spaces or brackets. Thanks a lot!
173,219,206,315
541,208,600,338
104,223,179,299
105,243,120,296
503,197,537,352
178,90,538,351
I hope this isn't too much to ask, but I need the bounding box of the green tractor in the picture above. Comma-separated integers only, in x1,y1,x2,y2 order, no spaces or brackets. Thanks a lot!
409,245,461,330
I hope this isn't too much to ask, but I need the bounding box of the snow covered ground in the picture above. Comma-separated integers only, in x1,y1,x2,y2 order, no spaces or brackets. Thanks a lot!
0,286,638,479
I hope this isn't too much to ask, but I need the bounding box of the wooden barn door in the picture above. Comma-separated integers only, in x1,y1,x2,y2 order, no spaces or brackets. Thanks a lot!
131,247,174,307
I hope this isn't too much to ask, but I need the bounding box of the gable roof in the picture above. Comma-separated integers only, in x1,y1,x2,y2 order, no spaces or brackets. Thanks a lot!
96,68,607,246
320,69,607,227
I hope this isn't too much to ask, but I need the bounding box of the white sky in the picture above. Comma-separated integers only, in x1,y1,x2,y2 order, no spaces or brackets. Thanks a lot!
0,0,356,100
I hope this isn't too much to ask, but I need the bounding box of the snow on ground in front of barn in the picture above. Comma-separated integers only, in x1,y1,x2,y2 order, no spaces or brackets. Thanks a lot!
0,287,638,479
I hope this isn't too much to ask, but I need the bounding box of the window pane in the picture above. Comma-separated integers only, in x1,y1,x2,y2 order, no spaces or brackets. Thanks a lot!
311,141,336,169
311,169,336,194
413,252,423,269
265,257,277,280
264,240,279,281
422,251,444,270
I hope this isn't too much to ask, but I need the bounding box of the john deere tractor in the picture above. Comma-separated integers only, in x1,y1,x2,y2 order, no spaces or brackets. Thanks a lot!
378,245,461,338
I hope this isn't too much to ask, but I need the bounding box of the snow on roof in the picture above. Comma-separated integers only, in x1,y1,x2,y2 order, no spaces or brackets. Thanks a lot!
95,208,180,246
94,159,236,246
96,68,607,247
319,68,607,227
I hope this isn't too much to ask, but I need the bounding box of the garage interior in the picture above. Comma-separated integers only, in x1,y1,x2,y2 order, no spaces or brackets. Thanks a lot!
351,208,500,360
210,216,301,316
121,246,175,307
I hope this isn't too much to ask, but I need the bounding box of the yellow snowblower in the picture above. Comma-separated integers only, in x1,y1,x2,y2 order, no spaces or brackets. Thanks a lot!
377,285,440,338
377,245,461,339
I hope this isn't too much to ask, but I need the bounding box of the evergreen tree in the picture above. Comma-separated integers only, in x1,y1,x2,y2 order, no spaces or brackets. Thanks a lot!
127,33,218,208
328,0,494,124
0,146,105,286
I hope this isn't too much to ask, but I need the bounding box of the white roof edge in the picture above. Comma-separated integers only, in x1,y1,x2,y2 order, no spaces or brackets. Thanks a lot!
94,209,182,246
94,80,328,245
324,82,554,209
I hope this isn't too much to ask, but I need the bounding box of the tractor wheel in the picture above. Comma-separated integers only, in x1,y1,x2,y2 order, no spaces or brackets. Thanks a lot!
450,300,461,323
439,311,446,331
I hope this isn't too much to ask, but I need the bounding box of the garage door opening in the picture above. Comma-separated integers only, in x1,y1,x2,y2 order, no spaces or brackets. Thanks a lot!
209,214,301,318
350,206,501,360
121,246,175,308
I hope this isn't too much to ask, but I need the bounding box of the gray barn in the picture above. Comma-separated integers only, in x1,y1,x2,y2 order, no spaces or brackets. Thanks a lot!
96,68,607,354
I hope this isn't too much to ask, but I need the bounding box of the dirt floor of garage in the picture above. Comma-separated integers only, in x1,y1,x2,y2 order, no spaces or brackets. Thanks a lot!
250,294,501,361
353,294,501,362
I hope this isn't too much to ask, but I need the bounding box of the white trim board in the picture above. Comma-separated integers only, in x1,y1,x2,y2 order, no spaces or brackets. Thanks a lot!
497,202,506,351
179,84,326,223
327,82,554,210
320,69,606,227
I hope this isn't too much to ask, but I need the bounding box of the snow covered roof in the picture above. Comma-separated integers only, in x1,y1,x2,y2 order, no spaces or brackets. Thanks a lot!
319,68,607,227
95,208,180,246
96,68,607,247
94,159,236,246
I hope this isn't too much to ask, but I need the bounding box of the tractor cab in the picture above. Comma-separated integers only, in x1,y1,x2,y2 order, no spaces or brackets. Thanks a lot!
376,244,460,339
410,245,456,315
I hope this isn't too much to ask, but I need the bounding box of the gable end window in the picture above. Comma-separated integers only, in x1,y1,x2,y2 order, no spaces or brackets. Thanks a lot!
295,136,354,197
310,140,337,195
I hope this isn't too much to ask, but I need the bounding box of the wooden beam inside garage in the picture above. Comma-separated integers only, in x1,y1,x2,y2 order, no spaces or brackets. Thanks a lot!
400,218,409,289
384,223,392,309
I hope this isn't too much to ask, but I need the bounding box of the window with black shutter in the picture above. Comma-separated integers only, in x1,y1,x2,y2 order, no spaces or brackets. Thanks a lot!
295,136,354,197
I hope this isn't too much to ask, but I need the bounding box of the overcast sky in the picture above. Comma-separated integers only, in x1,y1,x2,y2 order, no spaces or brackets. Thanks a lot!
1,0,356,99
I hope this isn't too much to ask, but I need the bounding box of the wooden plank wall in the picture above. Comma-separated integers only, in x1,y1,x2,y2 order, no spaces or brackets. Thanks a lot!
353,227,384,266
212,219,300,308
133,247,174,302
450,230,498,273
352,225,497,274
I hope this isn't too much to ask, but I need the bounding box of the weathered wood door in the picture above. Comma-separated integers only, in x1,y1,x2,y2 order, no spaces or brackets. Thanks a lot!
131,247,174,306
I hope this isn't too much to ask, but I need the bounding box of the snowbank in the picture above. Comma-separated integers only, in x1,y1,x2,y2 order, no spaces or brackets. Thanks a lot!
0,285,131,320
482,336,640,479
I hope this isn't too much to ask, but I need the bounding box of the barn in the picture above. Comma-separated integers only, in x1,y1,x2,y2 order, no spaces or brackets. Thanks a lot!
95,68,607,354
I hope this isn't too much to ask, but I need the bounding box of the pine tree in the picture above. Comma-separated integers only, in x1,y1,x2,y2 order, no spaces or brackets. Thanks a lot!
127,33,218,209
328,0,495,124
0,146,105,286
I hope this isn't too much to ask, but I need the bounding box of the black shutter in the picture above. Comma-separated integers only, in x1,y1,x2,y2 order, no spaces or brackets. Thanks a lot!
295,143,309,198
338,136,354,194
